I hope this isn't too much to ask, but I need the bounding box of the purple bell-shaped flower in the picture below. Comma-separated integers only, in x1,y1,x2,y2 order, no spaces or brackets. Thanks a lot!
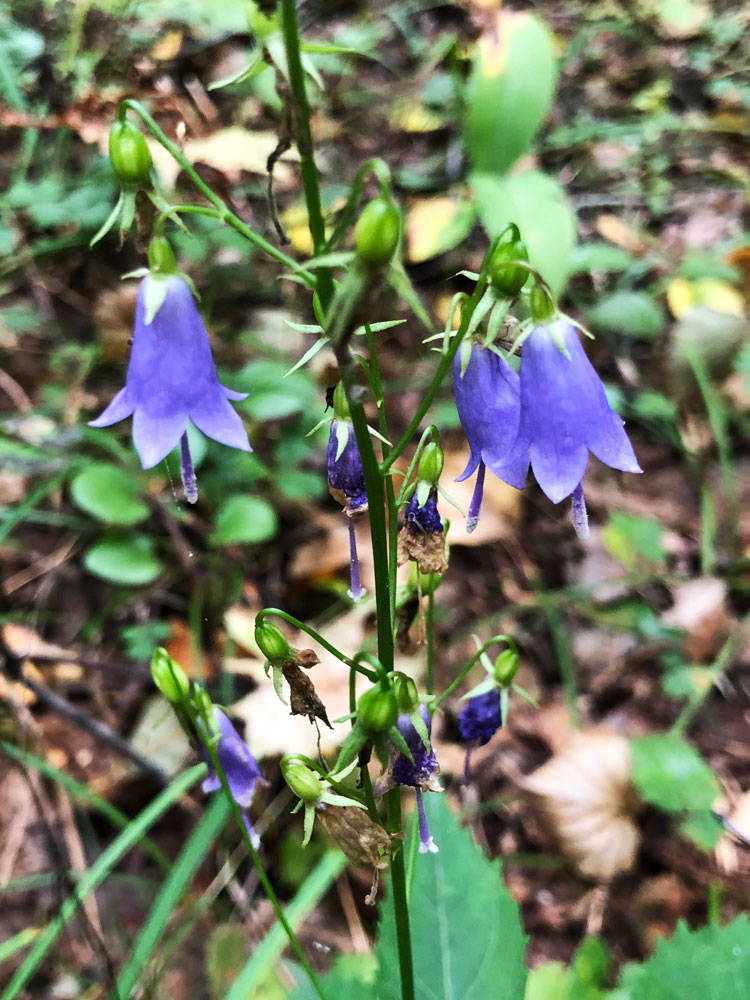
201,708,262,846
89,239,251,502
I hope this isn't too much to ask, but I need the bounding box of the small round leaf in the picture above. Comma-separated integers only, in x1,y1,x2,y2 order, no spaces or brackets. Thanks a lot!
211,495,278,546
71,463,149,525
84,533,163,586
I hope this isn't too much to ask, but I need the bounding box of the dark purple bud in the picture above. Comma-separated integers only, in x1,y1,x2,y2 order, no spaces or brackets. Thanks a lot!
458,689,503,747
392,706,439,791
404,491,443,535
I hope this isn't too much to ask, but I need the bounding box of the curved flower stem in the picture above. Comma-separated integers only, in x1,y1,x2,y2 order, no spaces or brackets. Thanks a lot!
434,635,516,710
118,100,315,286
278,0,334,311
192,704,329,1000
256,609,377,681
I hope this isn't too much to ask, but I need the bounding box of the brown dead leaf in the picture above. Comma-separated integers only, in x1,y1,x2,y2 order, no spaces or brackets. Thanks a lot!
595,214,647,255
147,128,299,190
281,659,332,729
521,729,638,880
661,577,730,662
716,789,750,874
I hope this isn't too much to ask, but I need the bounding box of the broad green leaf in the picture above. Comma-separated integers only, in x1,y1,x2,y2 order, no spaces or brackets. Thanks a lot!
472,171,576,296
211,495,278,546
568,243,633,275
464,11,557,175
70,462,149,526
589,291,665,340
376,793,527,1000
630,734,720,814
84,533,163,586
610,916,750,1000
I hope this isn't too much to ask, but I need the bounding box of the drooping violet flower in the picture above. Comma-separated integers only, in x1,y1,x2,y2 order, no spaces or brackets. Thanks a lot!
327,419,368,517
453,344,528,533
327,411,368,601
201,708,262,847
89,267,251,501
375,705,441,853
459,688,503,783
516,320,641,535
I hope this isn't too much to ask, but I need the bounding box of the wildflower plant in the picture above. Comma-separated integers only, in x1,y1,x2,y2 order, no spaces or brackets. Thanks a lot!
85,5,648,998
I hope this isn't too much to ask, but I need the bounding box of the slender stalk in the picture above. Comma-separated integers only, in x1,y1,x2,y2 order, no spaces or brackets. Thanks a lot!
425,590,435,697
119,100,314,285
279,0,334,310
538,593,580,728
386,788,415,1000
671,613,750,736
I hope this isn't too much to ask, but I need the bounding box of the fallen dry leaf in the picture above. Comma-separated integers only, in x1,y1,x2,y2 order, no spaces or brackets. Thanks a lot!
521,729,639,880
661,577,730,662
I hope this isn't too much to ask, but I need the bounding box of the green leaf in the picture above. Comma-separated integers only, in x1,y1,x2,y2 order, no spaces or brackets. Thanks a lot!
236,360,318,422
472,171,576,296
630,734,720,814
289,955,377,1000
211,495,279,546
464,12,557,175
610,916,750,1000
84,533,163,586
70,462,149,526
376,793,527,1000
602,512,666,569
568,243,633,275
678,810,722,851
589,292,664,340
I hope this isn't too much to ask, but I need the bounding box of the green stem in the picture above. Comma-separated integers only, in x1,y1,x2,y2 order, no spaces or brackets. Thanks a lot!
278,0,334,310
119,100,314,285
425,590,435,697
386,788,415,1000
671,614,750,736
539,593,580,728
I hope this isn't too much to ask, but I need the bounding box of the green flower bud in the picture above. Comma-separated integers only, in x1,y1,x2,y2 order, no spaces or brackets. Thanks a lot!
417,441,444,486
393,673,419,715
332,382,351,422
147,236,178,276
355,198,401,266
281,759,322,804
255,621,292,665
109,120,152,190
489,230,529,298
493,648,519,686
357,683,398,734
192,684,216,730
529,282,556,324
151,647,190,703
407,561,443,597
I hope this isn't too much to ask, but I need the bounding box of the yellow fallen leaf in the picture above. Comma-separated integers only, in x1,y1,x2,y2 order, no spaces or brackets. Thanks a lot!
405,196,474,264
148,128,299,190
667,277,744,319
